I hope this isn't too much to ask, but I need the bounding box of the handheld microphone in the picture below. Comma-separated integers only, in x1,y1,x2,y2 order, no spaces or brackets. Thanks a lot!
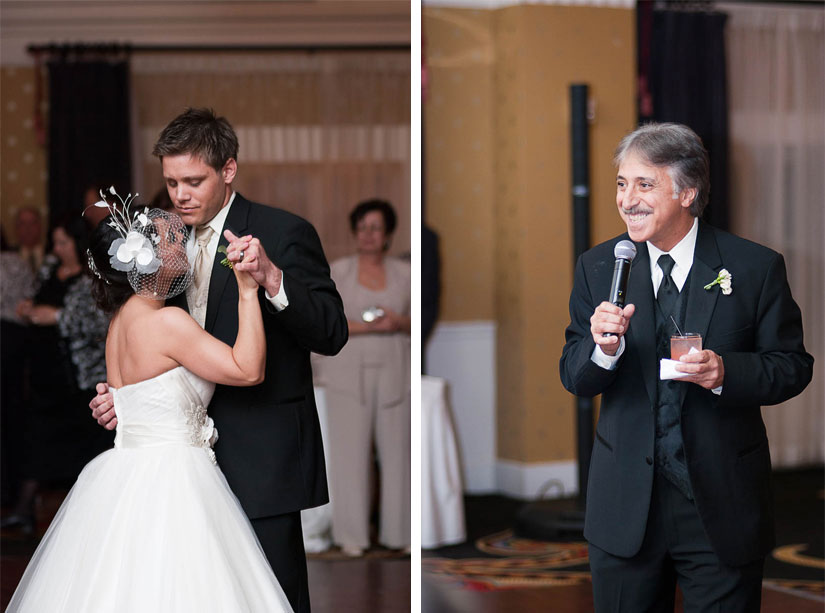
603,240,637,337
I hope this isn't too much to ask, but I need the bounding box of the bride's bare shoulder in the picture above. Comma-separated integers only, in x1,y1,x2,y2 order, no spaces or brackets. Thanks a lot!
121,305,194,337
155,305,196,329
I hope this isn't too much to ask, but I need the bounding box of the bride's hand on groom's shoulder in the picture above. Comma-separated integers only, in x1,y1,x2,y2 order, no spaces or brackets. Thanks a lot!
223,229,282,297
90,382,118,430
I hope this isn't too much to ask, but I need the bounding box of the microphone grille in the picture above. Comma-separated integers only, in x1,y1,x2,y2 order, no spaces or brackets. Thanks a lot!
614,240,637,261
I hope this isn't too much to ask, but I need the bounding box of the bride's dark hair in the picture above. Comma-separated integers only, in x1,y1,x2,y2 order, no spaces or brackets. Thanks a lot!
88,215,134,313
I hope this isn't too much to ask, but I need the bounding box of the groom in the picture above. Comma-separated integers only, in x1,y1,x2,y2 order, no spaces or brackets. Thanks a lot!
560,123,813,611
91,108,348,612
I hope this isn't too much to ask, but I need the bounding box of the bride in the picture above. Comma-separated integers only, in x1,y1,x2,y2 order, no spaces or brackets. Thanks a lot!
7,197,293,612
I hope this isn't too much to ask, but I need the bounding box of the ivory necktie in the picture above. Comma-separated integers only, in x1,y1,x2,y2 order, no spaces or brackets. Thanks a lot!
190,226,214,327
193,226,214,291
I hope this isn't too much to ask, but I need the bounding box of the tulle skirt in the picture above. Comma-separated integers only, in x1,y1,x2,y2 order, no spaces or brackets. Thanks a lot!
7,445,292,612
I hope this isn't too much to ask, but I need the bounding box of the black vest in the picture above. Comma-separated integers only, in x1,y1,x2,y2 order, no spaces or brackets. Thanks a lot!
654,272,694,500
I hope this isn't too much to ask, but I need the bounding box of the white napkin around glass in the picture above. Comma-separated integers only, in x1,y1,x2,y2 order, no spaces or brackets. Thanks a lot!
659,346,701,380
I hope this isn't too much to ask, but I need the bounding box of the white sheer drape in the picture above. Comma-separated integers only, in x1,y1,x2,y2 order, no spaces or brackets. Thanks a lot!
723,2,824,466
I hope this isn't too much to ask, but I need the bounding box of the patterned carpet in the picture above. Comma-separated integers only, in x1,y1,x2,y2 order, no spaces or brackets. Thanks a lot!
423,468,824,602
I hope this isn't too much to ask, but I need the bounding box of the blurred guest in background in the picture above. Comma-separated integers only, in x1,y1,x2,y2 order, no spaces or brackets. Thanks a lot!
2,215,111,533
315,199,410,556
0,208,44,506
14,207,45,274
421,223,440,370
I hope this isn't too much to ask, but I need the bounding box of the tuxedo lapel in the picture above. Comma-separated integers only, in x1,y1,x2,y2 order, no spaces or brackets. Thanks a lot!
205,195,251,333
625,241,658,408
684,221,722,343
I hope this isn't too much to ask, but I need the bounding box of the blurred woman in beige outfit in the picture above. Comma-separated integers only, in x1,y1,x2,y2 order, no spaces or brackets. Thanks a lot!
318,199,410,557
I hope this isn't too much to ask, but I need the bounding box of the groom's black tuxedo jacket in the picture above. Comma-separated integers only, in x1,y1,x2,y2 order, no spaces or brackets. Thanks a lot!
560,220,813,567
171,194,348,518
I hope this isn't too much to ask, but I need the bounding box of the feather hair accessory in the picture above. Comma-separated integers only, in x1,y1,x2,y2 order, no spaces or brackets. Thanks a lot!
89,187,160,275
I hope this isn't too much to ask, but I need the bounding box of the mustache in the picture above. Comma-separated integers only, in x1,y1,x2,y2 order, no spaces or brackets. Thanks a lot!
622,206,653,215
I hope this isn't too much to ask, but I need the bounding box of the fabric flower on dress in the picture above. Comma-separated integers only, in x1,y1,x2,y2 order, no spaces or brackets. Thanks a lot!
703,268,733,295
200,417,219,465
201,416,219,448
185,401,219,465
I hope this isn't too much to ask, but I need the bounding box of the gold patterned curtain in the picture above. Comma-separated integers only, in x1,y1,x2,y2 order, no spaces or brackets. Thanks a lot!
131,50,411,261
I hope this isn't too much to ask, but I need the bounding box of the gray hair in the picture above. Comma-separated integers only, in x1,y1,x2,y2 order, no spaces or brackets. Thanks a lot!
152,108,239,172
613,122,710,217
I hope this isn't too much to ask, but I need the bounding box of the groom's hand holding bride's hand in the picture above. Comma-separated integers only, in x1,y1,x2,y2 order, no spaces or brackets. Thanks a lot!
223,230,258,295
223,229,282,296
90,382,117,430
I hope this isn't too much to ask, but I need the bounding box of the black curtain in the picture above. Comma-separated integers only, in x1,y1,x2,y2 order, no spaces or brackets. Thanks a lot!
47,53,131,228
637,4,729,231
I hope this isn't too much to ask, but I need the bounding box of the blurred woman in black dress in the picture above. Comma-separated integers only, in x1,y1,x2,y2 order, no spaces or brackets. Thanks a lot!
2,216,111,533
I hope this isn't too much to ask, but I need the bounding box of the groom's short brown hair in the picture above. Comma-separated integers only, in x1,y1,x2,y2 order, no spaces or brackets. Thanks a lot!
152,107,239,173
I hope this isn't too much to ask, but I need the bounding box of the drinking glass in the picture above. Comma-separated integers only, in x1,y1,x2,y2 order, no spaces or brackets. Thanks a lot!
671,333,702,360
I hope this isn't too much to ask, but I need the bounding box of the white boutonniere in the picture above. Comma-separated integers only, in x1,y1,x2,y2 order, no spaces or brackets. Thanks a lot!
704,268,732,295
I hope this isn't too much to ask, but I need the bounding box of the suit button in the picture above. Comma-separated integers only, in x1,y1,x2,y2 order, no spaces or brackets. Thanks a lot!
645,456,653,465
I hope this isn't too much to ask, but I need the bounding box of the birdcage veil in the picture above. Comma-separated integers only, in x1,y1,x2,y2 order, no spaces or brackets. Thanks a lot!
124,208,193,299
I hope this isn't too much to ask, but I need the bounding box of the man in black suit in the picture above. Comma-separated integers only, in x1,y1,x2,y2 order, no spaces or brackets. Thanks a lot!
92,108,348,612
560,122,813,612
421,223,440,368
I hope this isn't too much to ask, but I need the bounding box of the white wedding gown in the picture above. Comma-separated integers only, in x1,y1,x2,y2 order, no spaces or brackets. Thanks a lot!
7,366,293,613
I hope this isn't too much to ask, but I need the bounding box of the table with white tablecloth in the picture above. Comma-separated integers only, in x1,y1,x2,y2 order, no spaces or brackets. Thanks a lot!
421,375,466,549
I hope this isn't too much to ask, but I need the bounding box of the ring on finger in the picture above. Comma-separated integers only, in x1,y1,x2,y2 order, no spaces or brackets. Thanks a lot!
239,250,245,261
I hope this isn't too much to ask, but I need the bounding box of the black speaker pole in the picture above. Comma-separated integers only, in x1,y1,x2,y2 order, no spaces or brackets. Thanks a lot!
571,84,590,264
570,83,594,508
514,84,591,540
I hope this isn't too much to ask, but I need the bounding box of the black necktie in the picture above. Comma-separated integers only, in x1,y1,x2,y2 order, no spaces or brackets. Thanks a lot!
657,254,678,316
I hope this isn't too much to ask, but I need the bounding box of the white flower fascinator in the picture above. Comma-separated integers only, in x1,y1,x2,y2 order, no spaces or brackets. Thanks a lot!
90,187,194,300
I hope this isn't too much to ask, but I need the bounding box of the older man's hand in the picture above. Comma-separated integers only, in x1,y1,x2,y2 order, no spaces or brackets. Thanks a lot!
675,349,725,390
590,302,636,356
